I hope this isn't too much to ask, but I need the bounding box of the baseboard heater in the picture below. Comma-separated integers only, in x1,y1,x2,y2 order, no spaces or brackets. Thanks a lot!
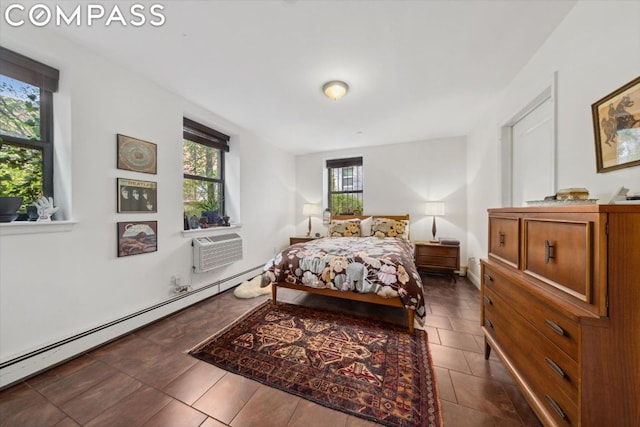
0,265,261,389
193,233,243,273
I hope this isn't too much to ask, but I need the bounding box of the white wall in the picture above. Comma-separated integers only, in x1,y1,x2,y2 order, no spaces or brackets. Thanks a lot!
295,137,467,254
0,25,295,386
466,0,640,285
4,0,638,387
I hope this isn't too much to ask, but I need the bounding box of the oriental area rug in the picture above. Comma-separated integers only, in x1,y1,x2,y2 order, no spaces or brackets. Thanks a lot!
189,301,442,427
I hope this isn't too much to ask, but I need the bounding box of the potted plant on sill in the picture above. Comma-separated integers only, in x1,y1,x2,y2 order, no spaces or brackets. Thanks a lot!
195,198,221,226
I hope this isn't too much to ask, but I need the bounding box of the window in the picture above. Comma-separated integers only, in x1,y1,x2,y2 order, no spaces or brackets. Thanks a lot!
327,157,363,215
342,167,354,190
182,118,229,227
0,47,59,208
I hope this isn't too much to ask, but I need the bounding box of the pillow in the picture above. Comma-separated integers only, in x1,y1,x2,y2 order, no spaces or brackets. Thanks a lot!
328,219,361,237
360,216,373,237
372,218,409,239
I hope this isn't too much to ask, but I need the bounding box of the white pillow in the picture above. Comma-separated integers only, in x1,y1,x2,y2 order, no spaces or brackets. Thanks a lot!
360,217,373,236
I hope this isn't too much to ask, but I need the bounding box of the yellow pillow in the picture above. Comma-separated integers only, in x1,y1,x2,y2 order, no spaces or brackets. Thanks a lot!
372,218,409,239
328,219,361,237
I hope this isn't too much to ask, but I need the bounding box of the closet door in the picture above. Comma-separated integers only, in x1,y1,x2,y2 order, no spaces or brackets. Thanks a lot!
512,97,554,207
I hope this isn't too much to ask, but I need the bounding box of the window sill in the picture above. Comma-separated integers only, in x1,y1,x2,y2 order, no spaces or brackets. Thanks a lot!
181,223,241,238
0,220,78,236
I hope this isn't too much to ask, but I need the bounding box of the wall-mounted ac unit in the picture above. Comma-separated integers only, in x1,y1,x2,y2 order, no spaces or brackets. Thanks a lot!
193,233,243,273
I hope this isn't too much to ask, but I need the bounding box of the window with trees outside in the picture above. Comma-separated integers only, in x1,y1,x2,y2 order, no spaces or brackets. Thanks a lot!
0,47,59,210
327,156,363,215
183,118,230,228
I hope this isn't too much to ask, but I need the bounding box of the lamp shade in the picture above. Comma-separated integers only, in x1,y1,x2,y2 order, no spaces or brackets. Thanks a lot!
322,81,349,100
424,201,445,216
302,203,316,216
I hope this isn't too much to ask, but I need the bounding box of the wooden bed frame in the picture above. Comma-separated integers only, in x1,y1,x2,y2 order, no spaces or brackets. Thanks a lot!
271,214,416,333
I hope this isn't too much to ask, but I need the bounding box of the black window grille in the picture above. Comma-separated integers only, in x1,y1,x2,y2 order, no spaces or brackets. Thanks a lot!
327,156,363,215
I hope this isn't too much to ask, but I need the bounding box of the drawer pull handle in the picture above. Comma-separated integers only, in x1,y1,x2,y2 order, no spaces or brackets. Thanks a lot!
545,357,566,378
544,240,555,264
483,274,493,282
485,319,494,329
483,295,492,306
544,319,565,336
498,231,505,246
545,395,566,420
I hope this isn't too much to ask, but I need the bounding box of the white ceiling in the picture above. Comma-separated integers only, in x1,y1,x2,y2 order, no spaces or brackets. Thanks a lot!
52,0,577,155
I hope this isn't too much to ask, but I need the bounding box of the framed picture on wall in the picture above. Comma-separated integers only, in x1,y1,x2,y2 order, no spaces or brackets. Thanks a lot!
117,178,157,213
117,134,157,174
117,221,158,257
592,76,640,173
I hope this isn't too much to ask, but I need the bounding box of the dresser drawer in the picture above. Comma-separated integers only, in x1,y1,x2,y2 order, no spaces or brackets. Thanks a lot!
483,289,579,426
483,263,579,361
488,215,520,268
523,218,593,303
484,287,579,404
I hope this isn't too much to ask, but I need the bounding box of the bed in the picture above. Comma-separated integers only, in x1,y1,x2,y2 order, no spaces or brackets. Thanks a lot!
262,215,426,333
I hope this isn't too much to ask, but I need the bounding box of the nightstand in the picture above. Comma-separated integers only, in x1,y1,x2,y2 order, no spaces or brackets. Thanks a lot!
289,236,319,245
414,241,460,279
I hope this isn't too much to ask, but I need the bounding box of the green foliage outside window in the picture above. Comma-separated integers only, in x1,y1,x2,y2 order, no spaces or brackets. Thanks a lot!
330,194,363,215
0,76,43,206
183,138,223,218
183,179,221,218
0,76,40,140
0,144,43,204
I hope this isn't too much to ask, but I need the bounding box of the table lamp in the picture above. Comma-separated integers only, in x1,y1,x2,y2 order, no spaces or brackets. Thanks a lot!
425,201,445,243
303,203,316,237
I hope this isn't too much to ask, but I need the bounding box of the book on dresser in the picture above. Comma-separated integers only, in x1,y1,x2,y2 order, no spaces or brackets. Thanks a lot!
480,205,639,427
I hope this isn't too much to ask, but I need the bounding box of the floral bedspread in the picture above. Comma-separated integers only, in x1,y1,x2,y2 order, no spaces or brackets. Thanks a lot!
262,236,426,323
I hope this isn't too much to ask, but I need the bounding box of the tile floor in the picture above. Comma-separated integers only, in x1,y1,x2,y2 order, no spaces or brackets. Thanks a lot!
0,275,542,427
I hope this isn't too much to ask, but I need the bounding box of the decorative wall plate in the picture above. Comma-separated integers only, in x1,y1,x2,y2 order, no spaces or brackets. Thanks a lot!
117,134,157,174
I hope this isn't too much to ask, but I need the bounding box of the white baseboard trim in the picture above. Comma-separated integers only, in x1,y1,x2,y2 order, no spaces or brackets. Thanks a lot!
0,267,262,389
467,270,481,289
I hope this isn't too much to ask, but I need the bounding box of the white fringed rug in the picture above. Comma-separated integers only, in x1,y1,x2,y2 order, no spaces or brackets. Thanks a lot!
233,275,271,298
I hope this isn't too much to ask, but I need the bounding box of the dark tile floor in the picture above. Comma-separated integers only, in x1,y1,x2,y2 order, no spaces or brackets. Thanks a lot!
0,275,542,427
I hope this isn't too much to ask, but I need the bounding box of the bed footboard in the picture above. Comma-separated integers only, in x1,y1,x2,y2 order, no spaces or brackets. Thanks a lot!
271,282,414,334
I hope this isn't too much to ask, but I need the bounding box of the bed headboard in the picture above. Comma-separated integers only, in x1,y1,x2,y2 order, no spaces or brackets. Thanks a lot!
330,214,411,239
332,214,410,221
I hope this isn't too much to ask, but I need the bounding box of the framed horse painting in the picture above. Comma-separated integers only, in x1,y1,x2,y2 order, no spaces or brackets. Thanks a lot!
592,76,640,173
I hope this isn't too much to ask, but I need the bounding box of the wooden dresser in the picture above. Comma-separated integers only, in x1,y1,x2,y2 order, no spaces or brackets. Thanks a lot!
480,205,639,427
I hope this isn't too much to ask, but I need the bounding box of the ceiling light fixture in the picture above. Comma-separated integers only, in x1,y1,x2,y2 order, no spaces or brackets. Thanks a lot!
322,80,349,100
